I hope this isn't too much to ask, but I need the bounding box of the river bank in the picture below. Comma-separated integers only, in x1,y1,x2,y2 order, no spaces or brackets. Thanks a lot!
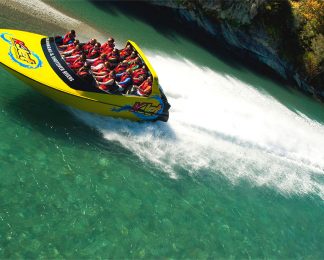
0,0,104,41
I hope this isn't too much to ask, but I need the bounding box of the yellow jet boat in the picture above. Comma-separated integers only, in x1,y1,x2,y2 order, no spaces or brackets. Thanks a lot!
0,29,170,122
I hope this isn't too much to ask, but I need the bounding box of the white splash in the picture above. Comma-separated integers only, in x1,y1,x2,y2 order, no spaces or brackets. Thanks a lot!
71,53,324,199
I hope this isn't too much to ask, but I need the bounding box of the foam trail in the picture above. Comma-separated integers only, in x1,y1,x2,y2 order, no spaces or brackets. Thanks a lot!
71,52,324,199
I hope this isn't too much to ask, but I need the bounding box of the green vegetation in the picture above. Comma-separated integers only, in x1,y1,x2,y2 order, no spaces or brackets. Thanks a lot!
256,1,303,63
254,0,323,89
290,0,324,87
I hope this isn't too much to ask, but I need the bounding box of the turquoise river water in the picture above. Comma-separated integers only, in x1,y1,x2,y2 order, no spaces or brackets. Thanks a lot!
0,0,323,258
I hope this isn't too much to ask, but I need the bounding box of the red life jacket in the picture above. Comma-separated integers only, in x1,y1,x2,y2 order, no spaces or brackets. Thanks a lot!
97,67,110,74
65,56,79,64
87,48,100,59
138,80,152,96
63,33,74,45
126,56,136,62
108,52,119,63
72,49,82,56
77,68,89,77
133,68,146,78
103,74,115,83
66,43,77,52
92,58,105,67
129,62,140,70
83,43,95,53
100,83,118,92
120,73,130,82
101,42,114,53
120,48,132,59
70,60,84,70
99,75,115,91
133,75,146,85
114,63,127,73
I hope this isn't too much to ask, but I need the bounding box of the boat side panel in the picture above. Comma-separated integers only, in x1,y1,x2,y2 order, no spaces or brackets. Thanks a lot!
0,29,77,94
2,64,164,121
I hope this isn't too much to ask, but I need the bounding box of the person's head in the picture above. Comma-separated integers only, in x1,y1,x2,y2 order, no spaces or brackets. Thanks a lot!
74,39,79,45
147,76,152,83
112,48,119,54
94,43,101,49
126,68,132,75
90,38,97,45
70,30,76,36
126,44,132,50
100,53,107,59
135,57,141,64
80,54,86,60
104,61,111,68
108,37,114,43
75,44,81,50
142,65,147,70
130,51,136,58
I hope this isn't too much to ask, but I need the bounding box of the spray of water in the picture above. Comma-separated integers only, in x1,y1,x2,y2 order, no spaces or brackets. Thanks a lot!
71,52,324,199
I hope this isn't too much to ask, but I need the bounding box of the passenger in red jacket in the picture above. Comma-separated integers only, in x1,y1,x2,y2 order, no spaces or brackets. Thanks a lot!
62,44,82,57
107,48,120,65
114,60,128,74
93,62,114,76
101,37,115,54
87,53,108,67
116,69,133,93
120,44,133,60
136,76,152,96
133,65,147,78
86,43,101,59
96,71,118,93
82,38,97,53
58,39,79,52
125,51,137,62
132,65,147,85
129,57,142,71
69,54,86,71
77,64,90,78
64,44,83,63
55,30,76,45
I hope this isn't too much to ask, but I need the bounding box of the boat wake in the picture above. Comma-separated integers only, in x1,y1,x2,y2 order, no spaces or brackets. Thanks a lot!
71,52,324,199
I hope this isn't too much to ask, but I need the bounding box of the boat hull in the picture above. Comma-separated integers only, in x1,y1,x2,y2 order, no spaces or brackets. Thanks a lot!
0,29,170,122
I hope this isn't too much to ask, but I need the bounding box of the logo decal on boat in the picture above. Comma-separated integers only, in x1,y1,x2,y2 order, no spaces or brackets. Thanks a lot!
112,95,164,120
0,33,42,69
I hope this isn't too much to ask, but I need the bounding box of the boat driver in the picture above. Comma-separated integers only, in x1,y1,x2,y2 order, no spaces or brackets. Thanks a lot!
55,30,76,46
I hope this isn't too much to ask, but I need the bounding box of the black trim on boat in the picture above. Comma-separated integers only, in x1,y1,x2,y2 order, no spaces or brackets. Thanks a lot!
157,86,170,122
41,37,101,93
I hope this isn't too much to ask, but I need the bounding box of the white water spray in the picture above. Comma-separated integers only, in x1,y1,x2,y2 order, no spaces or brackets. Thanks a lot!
71,52,324,199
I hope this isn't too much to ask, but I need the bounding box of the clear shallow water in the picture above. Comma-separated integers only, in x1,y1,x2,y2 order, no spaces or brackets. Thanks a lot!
0,0,323,258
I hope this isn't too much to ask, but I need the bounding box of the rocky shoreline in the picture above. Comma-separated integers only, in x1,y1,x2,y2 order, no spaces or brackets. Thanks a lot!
149,0,323,100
